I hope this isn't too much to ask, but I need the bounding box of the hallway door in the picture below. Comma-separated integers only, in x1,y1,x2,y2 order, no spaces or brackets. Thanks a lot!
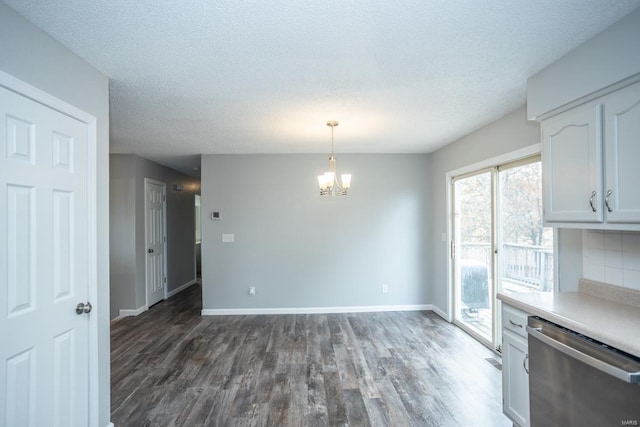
0,78,95,426
145,179,167,307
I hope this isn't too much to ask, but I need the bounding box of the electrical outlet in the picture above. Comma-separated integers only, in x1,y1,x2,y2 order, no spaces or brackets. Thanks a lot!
249,287,256,296
382,283,389,294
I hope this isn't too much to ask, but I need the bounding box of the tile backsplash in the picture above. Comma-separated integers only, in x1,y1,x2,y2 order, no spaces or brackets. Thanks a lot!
583,230,640,291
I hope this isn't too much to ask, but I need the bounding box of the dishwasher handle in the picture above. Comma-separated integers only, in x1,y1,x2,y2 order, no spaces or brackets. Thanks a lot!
527,325,640,384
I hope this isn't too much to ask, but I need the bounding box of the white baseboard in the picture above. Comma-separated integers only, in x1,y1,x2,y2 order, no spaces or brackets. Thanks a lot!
118,305,148,318
114,280,197,320
167,279,198,298
105,423,114,427
201,304,431,316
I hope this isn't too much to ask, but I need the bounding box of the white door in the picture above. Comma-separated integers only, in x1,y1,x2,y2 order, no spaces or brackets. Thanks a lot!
145,179,166,307
0,85,91,425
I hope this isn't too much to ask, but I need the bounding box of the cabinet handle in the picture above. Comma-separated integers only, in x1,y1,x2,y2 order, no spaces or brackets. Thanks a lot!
589,191,597,212
523,353,529,374
509,319,523,328
605,190,613,213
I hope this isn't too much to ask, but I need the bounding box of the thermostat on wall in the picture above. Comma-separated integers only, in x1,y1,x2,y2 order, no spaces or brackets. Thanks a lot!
211,211,220,220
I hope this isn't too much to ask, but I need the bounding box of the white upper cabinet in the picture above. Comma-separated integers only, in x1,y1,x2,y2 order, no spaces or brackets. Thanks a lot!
542,101,603,223
603,81,640,223
542,81,640,228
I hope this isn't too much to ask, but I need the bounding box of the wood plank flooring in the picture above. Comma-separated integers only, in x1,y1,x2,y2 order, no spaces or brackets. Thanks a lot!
111,284,510,426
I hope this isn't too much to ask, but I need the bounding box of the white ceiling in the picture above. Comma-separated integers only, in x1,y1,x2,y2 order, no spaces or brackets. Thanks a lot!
4,1,640,176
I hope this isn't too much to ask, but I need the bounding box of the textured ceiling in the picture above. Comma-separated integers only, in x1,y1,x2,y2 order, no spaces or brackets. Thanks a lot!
4,1,640,176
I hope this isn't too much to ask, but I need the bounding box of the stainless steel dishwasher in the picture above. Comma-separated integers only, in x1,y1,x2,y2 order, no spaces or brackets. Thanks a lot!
527,316,640,427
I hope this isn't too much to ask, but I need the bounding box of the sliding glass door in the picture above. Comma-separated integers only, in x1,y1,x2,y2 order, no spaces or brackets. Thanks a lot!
498,159,554,294
452,156,553,349
453,170,495,345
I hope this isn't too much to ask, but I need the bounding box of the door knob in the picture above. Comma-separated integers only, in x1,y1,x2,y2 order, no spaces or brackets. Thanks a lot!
148,248,154,253
76,302,92,315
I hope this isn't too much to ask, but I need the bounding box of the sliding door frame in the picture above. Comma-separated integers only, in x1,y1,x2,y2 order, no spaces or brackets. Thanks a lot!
445,144,552,351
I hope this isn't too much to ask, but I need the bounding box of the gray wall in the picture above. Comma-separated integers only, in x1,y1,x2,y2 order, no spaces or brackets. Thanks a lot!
109,155,138,317
110,154,200,319
0,3,111,426
201,154,431,311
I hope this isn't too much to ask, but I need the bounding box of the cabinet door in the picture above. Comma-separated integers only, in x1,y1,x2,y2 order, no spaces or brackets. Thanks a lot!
502,330,530,427
604,81,640,223
542,102,603,222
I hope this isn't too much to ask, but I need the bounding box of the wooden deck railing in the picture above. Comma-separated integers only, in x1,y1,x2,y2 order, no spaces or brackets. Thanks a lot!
459,242,554,292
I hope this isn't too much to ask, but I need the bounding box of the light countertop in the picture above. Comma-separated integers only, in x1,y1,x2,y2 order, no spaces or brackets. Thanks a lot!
498,288,640,358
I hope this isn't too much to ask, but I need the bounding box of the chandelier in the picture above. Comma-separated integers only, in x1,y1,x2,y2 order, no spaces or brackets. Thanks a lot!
317,121,351,196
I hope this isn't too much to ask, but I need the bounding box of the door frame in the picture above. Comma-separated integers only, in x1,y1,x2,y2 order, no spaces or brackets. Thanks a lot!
0,70,99,425
194,193,201,279
144,178,168,306
445,144,542,347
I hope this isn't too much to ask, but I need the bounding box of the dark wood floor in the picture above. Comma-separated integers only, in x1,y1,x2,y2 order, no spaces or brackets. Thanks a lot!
111,284,510,426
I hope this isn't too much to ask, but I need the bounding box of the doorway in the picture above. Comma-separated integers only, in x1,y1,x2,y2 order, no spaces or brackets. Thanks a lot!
451,155,553,349
195,194,202,278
